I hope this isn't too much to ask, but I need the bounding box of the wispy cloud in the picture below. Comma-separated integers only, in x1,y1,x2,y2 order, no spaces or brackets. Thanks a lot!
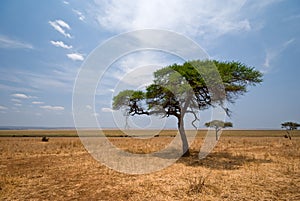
95,51,178,96
0,105,8,110
49,20,72,38
0,83,36,93
91,0,251,38
263,52,271,69
11,98,22,103
11,93,31,99
283,38,295,48
32,101,44,105
283,14,300,22
246,0,284,11
50,40,72,49
262,38,295,73
101,107,113,112
73,9,86,21
89,0,284,42
63,1,69,5
40,105,64,111
0,65,78,93
67,53,84,61
56,20,71,30
0,35,33,49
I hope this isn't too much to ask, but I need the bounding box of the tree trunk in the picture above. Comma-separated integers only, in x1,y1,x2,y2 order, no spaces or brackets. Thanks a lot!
177,115,190,157
215,128,218,141
286,130,292,140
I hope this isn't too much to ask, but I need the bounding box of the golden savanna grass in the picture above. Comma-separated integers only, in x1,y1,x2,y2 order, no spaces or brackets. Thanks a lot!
0,130,299,200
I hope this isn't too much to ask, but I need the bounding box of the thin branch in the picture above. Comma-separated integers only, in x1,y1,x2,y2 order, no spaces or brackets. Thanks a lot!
185,110,200,130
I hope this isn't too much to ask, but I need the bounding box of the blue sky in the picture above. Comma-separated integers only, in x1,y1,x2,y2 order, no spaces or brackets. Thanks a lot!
0,0,299,129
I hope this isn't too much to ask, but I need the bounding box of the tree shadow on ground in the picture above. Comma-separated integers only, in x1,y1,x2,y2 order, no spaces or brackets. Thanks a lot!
177,151,272,170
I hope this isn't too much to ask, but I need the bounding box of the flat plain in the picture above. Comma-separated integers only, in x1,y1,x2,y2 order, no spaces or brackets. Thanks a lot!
0,130,299,200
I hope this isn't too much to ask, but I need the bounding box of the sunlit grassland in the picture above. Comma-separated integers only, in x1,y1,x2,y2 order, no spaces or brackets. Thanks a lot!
0,129,298,138
0,133,299,200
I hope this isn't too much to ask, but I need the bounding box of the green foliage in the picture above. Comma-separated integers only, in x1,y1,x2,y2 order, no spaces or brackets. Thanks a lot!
113,60,263,117
112,90,145,110
205,120,233,141
213,60,263,101
281,122,300,130
204,120,233,129
112,60,261,152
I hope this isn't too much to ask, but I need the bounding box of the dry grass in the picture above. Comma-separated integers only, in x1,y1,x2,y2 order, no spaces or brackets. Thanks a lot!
0,130,300,200
1,129,298,137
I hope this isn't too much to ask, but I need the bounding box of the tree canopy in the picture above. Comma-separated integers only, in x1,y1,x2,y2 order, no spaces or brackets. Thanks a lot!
281,121,300,139
113,60,263,156
281,122,300,130
204,120,233,141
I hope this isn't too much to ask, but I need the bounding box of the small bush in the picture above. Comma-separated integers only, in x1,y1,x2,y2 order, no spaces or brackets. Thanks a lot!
41,136,49,142
188,176,206,194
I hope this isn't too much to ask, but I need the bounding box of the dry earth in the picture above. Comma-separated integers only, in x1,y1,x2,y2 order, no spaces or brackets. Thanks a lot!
0,131,299,200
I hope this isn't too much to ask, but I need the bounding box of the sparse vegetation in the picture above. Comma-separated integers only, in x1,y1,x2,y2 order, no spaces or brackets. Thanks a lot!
204,120,233,140
281,121,300,139
0,130,300,200
187,174,209,194
41,136,49,142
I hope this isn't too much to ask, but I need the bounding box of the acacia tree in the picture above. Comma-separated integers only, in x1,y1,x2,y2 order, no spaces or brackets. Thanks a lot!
281,121,300,140
204,120,233,141
113,60,263,156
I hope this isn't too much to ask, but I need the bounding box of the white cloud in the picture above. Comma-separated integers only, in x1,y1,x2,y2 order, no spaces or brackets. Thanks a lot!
89,0,284,41
0,66,78,93
56,20,71,30
11,93,31,99
0,35,33,49
262,38,295,73
63,1,70,5
0,105,8,110
49,20,72,38
91,0,252,38
67,53,84,61
0,84,36,93
14,103,22,107
96,51,178,95
101,107,113,112
50,40,72,49
283,38,295,48
73,9,86,21
86,105,92,110
32,101,44,105
11,98,22,103
263,53,271,68
40,105,65,111
115,66,156,88
113,51,175,86
246,0,284,11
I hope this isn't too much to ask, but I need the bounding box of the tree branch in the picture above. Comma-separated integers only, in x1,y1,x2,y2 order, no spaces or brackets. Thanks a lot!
185,110,200,129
